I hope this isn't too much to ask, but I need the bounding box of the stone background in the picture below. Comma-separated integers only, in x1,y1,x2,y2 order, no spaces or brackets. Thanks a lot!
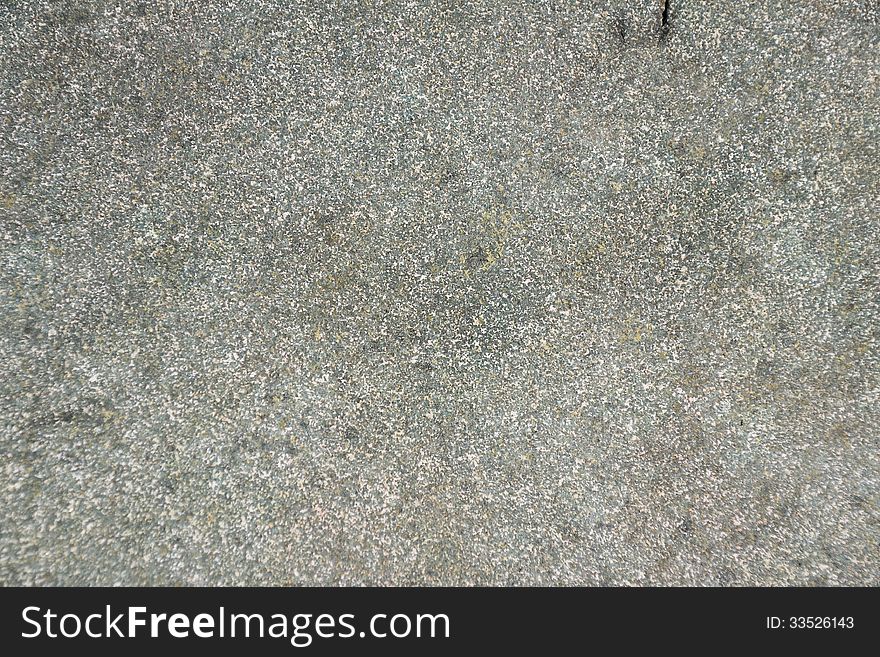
1,1,878,584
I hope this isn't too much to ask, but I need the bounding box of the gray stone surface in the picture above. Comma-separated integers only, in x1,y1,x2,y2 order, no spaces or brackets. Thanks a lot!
1,1,878,585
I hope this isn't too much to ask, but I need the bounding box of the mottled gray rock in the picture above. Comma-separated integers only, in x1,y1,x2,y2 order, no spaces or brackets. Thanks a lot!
1,0,878,585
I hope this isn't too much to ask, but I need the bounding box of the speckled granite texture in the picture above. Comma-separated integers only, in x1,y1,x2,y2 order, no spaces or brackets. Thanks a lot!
1,1,878,585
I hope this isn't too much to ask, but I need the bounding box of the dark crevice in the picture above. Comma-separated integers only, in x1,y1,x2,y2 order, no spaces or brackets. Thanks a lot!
660,0,671,40
615,10,627,45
